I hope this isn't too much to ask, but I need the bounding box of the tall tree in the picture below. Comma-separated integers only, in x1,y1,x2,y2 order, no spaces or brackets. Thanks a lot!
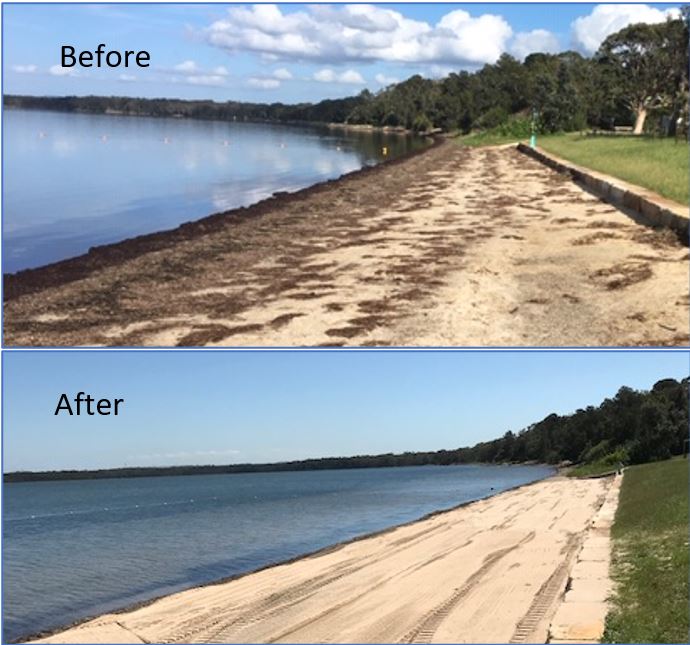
597,19,686,133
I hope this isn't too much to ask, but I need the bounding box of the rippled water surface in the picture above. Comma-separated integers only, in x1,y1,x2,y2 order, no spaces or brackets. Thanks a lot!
3,465,554,641
3,109,425,272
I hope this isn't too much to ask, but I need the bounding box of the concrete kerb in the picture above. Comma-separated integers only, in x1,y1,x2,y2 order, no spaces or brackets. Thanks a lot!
547,473,623,643
516,143,689,243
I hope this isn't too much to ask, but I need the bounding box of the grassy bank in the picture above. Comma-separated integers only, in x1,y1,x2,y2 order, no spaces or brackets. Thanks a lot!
538,134,688,205
567,462,619,478
603,457,689,643
458,131,527,148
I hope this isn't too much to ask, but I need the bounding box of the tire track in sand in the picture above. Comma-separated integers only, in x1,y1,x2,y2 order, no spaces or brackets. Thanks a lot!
399,531,536,644
171,522,456,643
508,533,582,643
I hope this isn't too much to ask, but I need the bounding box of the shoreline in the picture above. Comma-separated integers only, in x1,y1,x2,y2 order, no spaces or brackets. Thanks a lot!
3,136,441,302
25,472,615,644
5,139,688,347
16,470,559,644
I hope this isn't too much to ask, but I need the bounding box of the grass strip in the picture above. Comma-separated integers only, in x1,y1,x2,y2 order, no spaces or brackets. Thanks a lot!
538,134,689,205
603,457,689,643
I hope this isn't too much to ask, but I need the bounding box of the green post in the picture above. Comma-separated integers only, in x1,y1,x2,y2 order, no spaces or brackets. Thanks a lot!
530,108,538,149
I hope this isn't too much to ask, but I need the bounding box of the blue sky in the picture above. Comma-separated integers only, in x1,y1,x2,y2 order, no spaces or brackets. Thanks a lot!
3,3,682,103
4,350,687,471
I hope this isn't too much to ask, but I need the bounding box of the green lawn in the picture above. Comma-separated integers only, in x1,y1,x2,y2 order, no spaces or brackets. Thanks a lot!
457,131,528,148
603,458,689,643
538,134,689,205
567,462,619,478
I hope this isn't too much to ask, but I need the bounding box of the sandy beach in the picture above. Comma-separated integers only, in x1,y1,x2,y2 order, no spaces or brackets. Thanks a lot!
5,141,688,347
32,475,613,644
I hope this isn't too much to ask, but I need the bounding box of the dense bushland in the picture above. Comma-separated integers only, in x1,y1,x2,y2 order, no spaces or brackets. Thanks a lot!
5,12,688,137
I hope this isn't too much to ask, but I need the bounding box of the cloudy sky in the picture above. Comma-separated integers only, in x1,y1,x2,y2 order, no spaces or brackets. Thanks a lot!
5,350,687,471
4,3,681,103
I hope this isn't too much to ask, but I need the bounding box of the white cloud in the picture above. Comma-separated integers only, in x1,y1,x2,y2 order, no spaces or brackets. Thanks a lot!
49,65,78,77
314,68,365,84
339,69,365,84
510,29,560,60
571,4,680,54
434,10,513,64
273,67,293,80
375,73,399,85
118,73,136,82
204,4,513,66
12,64,37,74
247,69,294,88
174,60,199,73
314,68,336,82
187,74,227,87
167,61,229,86
248,77,281,89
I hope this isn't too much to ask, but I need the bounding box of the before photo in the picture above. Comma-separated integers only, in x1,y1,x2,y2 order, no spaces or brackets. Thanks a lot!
2,2,688,347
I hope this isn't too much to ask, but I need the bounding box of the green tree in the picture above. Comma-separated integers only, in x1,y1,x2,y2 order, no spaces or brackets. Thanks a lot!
597,19,686,133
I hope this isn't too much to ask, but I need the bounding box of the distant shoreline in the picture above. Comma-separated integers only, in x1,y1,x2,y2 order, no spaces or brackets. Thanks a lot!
4,459,545,484
4,102,423,135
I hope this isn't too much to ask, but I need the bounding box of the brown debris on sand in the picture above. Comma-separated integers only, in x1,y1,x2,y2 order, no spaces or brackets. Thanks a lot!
4,142,688,347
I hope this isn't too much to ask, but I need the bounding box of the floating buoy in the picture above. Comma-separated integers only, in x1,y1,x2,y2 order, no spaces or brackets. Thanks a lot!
382,146,388,156
222,139,230,147
38,131,47,139
101,134,108,143
280,142,286,149
163,137,171,144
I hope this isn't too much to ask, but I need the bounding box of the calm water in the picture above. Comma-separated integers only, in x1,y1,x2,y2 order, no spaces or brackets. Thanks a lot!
3,110,425,273
3,465,553,641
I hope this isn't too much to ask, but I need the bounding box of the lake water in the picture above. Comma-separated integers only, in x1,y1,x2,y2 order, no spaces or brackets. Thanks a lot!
3,464,553,641
3,110,425,273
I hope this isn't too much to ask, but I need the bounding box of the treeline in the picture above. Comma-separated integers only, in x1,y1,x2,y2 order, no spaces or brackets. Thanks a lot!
465,377,688,468
3,93,368,128
349,12,688,135
6,377,687,483
5,11,688,136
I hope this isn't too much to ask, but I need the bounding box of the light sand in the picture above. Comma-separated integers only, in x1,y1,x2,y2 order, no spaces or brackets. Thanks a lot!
33,475,613,644
5,143,688,347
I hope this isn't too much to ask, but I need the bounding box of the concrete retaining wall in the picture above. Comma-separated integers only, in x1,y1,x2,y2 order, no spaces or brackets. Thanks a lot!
517,143,689,243
548,473,622,644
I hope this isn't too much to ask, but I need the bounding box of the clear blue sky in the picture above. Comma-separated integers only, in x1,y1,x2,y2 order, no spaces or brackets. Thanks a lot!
4,350,687,471
3,3,682,103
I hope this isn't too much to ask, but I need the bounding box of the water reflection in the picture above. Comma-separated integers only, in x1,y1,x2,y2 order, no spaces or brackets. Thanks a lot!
3,110,425,272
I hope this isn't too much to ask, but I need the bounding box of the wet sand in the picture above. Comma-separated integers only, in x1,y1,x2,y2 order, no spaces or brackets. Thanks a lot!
32,475,613,644
5,141,688,346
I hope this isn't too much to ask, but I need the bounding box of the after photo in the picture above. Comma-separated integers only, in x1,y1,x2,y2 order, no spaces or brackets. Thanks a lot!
3,350,689,643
